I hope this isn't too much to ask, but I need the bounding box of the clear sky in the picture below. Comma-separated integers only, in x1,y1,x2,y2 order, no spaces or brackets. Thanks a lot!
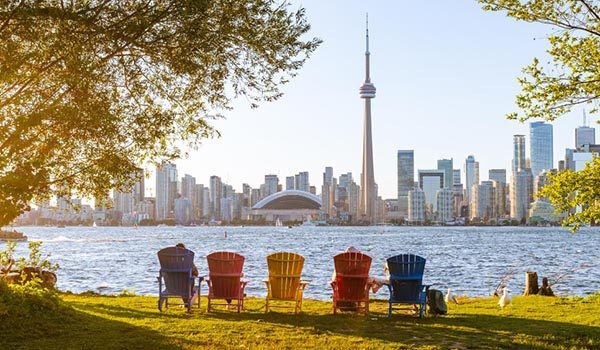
160,1,596,199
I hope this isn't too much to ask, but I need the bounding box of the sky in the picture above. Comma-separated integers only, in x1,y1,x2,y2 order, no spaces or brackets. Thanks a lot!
154,1,596,199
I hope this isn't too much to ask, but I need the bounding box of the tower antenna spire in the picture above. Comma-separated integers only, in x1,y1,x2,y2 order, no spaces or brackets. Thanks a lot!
366,13,369,53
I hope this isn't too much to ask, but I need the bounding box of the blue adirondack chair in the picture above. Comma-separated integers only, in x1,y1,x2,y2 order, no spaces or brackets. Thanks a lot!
157,247,203,313
384,254,429,318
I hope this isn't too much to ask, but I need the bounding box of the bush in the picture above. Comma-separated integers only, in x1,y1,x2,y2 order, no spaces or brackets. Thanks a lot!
0,278,63,318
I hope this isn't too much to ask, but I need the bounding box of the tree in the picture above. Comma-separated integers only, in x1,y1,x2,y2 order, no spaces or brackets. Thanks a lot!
0,0,320,226
480,0,600,230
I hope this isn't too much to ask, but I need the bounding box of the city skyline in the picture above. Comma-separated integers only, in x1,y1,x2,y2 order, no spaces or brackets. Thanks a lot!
165,1,596,200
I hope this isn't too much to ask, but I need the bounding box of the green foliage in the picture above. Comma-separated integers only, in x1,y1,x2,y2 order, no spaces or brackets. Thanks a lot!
0,0,321,226
480,0,600,229
0,276,62,318
539,156,600,231
13,241,59,272
0,241,16,269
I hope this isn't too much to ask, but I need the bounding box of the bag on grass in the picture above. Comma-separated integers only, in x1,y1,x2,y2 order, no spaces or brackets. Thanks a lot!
426,288,447,315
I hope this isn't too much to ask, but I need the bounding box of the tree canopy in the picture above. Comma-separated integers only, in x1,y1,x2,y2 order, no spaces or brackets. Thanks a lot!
481,0,600,229
0,0,320,226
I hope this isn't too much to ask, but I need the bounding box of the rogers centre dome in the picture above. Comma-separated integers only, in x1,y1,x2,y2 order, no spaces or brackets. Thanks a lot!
252,190,322,210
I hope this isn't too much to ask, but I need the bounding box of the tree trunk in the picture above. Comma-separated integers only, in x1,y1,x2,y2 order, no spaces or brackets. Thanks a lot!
538,277,555,296
524,271,539,296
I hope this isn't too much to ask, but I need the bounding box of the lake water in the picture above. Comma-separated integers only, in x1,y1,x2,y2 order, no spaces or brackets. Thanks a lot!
6,226,600,299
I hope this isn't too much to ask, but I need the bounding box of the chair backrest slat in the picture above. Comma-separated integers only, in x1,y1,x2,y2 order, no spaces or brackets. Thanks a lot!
333,252,372,301
157,247,194,296
386,254,426,302
267,252,304,299
207,251,245,299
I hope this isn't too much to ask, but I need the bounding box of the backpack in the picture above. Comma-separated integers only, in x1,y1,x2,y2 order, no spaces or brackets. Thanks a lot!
426,288,447,315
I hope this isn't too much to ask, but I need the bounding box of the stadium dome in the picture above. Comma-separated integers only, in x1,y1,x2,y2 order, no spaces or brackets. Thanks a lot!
252,190,322,210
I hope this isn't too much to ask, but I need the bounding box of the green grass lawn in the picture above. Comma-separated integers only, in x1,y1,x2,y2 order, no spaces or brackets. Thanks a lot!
1,292,599,349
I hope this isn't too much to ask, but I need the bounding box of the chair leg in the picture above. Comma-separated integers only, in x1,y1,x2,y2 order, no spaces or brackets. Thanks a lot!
158,298,163,312
419,303,424,318
388,302,392,317
265,298,270,313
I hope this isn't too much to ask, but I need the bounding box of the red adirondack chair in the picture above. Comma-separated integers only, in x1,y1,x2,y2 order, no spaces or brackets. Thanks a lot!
330,251,373,315
206,251,247,312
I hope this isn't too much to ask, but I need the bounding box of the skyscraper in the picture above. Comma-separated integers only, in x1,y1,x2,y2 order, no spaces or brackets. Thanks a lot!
488,169,507,184
285,176,295,191
294,171,310,192
359,15,377,223
575,110,596,149
209,175,222,220
323,167,333,186
510,135,533,221
418,170,444,212
155,162,177,220
263,175,279,197
397,150,414,218
513,135,526,172
437,158,453,189
464,155,479,205
529,121,553,177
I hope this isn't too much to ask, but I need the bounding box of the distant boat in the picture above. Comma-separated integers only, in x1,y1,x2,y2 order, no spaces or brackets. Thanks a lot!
157,223,168,227
57,225,66,228
0,230,28,242
275,218,283,227
301,217,316,227
92,221,97,227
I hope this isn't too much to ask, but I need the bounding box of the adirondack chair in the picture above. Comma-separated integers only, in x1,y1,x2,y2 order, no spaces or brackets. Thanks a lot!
264,252,310,314
206,251,247,312
330,251,373,315
157,247,202,313
384,254,429,318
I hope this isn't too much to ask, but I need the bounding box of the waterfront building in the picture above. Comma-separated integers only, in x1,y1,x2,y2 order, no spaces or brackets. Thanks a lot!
529,121,554,177
250,188,261,207
488,169,507,184
309,186,316,195
359,16,377,223
285,176,295,191
112,189,134,221
294,171,310,192
323,167,333,186
408,188,426,223
491,180,507,218
339,172,353,188
181,174,196,219
246,190,323,222
510,169,533,221
397,150,414,218
574,152,593,171
453,169,461,186
437,158,453,189
210,175,223,220
471,181,494,221
436,188,454,222
464,155,479,207
513,135,527,172
242,183,252,207
529,200,562,224
418,169,444,212
174,197,192,225
194,184,205,219
347,180,360,221
263,174,279,197
202,187,210,219
133,169,145,205
564,148,575,170
575,110,595,149
155,162,177,220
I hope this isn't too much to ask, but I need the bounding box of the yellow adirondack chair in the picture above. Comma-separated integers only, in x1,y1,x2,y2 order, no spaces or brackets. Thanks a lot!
263,252,309,314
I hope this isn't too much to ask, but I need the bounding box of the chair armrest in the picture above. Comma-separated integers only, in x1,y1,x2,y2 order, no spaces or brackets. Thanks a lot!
299,280,310,290
300,280,310,285
262,278,269,284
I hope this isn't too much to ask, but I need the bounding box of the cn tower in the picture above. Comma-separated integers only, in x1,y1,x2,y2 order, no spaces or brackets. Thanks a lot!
359,14,376,222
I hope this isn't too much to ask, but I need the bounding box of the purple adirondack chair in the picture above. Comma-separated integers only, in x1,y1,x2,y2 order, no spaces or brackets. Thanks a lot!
157,246,203,313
